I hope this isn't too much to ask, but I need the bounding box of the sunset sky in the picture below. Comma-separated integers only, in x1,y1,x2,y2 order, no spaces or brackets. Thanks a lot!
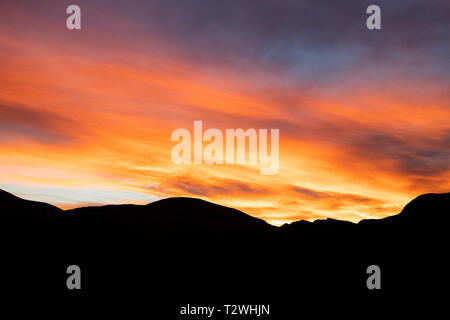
0,0,449,225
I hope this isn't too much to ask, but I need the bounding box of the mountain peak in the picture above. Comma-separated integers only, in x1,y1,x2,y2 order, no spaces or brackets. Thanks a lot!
146,196,272,230
399,192,450,221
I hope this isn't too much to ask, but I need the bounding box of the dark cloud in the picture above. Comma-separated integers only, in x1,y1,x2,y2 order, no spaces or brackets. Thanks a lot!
128,0,449,82
291,187,330,199
8,0,448,84
285,111,450,179
168,176,270,197
350,130,450,176
291,186,385,209
0,102,77,144
137,1,447,57
291,186,380,204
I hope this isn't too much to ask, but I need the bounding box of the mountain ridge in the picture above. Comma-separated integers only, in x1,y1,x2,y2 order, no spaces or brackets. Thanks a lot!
2,188,449,228
1,188,448,308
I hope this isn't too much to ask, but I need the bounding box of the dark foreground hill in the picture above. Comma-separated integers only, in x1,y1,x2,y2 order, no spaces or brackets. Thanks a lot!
1,189,448,316
0,189,62,232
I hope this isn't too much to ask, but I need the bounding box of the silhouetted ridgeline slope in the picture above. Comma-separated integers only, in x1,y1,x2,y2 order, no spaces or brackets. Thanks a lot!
0,189,62,232
1,189,448,312
281,192,450,238
63,197,273,238
2,189,448,235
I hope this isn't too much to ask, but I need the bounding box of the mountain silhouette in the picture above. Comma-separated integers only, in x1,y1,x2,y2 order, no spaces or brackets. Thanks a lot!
1,189,448,315
2,188,448,234
0,189,62,232
64,197,273,237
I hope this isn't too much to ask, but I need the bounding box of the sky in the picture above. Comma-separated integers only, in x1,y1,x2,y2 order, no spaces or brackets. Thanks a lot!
0,0,449,225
